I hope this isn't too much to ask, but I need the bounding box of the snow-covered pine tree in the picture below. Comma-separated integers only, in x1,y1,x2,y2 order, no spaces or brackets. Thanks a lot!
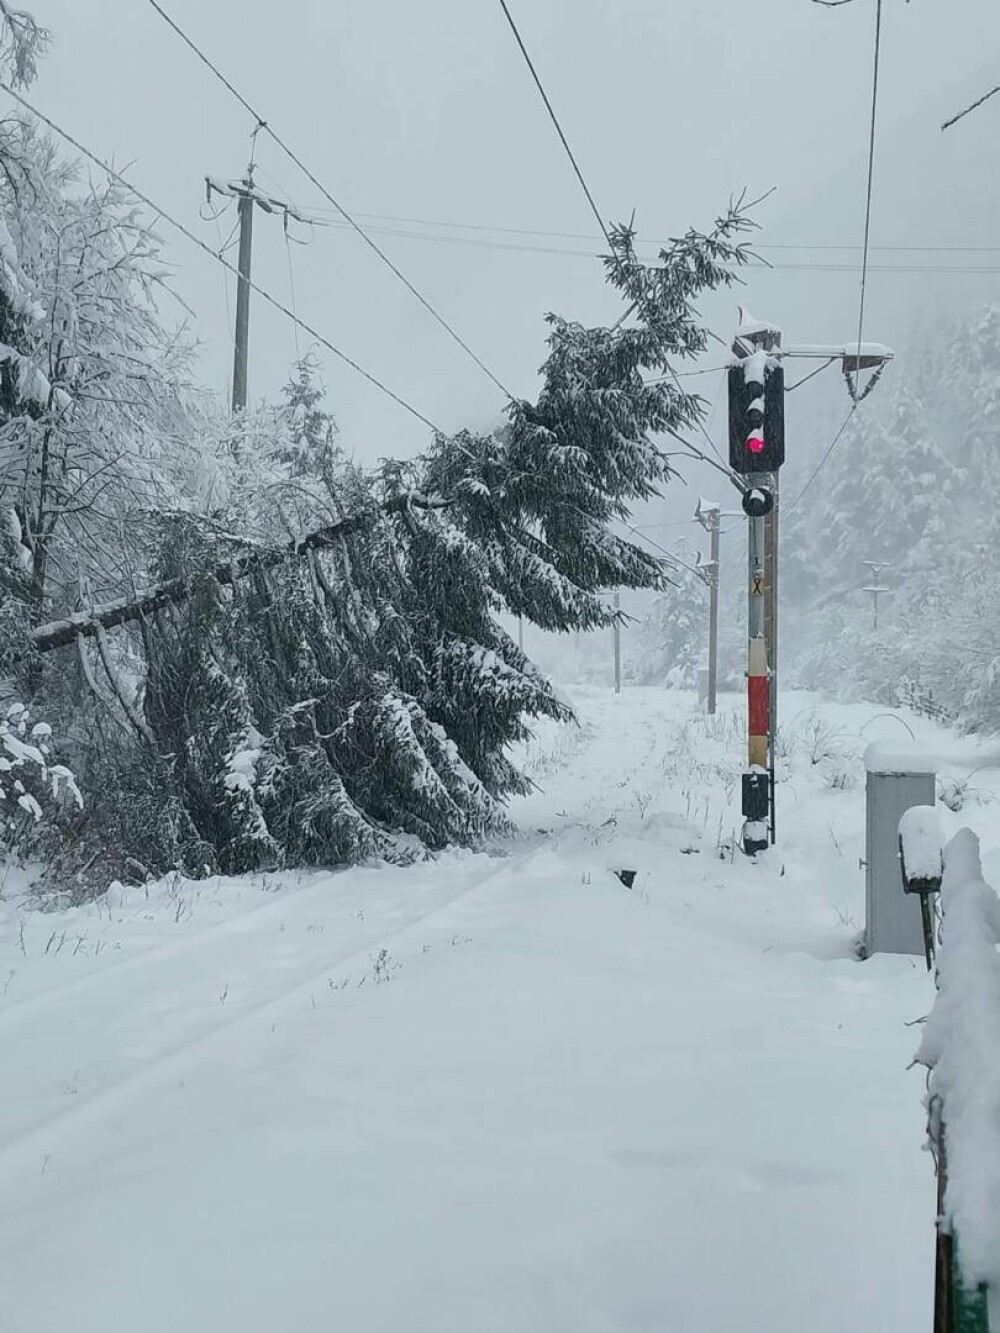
30,203,756,880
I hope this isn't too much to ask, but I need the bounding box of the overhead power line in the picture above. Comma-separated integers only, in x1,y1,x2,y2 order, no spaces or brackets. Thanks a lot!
622,521,705,580
786,408,857,512
853,0,883,372
492,2,742,487
495,0,611,247
145,0,513,402
0,81,444,435
942,83,1000,132
793,0,885,510
293,204,1000,258
276,211,1000,273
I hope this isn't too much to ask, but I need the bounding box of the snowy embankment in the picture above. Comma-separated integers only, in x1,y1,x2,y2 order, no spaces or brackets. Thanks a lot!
1,686,997,1332
919,828,1000,1297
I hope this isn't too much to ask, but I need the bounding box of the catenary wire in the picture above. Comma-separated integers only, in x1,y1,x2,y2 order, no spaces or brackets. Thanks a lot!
145,0,514,402
853,0,883,370
785,408,857,512
788,0,884,511
495,0,611,247
275,205,1000,256
622,521,706,580
0,81,444,435
267,210,1000,274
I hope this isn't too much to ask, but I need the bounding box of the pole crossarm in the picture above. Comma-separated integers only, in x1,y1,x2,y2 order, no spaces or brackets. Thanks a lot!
206,174,314,229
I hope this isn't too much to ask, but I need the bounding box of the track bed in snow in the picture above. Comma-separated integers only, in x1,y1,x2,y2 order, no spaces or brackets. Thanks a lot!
4,685,996,1332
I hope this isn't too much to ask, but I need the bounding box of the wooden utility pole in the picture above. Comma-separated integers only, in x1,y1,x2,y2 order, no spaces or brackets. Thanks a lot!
232,176,254,412
205,169,314,414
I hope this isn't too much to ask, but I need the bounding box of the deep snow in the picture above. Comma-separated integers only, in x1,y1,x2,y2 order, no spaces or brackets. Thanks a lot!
2,684,996,1332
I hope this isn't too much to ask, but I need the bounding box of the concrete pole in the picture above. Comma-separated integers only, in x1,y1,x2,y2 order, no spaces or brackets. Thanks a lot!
707,513,720,715
231,178,254,413
613,589,621,694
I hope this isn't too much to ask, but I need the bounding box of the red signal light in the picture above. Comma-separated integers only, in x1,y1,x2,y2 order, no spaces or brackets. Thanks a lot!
747,431,766,454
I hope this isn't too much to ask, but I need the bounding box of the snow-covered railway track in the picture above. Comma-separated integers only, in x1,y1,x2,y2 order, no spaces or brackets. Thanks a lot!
0,844,539,1162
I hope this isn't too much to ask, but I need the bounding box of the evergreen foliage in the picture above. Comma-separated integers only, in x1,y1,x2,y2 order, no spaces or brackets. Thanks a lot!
0,20,757,886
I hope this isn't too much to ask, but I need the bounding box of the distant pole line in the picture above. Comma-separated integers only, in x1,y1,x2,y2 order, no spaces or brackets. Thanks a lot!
0,80,444,434
145,0,514,401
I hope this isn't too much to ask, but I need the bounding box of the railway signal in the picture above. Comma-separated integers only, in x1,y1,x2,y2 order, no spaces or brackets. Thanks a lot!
727,312,894,856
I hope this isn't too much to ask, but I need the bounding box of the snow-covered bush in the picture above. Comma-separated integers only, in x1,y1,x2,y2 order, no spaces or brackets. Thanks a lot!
0,700,80,853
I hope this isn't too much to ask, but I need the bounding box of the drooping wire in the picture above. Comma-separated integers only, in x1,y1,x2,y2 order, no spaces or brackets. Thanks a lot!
213,210,239,372
622,521,705,581
0,81,444,435
284,223,302,363
789,0,884,509
785,408,857,512
144,0,513,403
495,0,611,248
850,0,882,392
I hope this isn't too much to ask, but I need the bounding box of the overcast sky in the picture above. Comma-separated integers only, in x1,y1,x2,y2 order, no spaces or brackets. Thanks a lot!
18,0,1000,493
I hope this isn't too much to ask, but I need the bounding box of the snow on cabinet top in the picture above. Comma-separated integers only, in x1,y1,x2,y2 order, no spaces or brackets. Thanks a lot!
863,741,938,775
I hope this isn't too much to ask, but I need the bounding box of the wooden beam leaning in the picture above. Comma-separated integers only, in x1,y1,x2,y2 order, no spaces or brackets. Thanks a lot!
30,492,446,655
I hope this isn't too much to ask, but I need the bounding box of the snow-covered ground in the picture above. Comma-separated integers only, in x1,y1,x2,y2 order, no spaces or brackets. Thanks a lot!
2,685,998,1332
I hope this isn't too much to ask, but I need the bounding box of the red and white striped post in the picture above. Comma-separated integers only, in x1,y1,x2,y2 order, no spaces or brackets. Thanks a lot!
747,633,769,770
742,514,771,855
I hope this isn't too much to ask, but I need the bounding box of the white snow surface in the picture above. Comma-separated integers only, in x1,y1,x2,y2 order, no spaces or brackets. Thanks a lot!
918,829,1000,1292
6,686,998,1332
898,805,945,884
864,740,938,774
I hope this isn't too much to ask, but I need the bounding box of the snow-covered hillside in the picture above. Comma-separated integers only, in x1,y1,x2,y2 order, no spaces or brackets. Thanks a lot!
3,685,998,1332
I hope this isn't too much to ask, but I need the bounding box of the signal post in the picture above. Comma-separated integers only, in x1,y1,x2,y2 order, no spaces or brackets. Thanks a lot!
729,319,783,855
727,313,894,856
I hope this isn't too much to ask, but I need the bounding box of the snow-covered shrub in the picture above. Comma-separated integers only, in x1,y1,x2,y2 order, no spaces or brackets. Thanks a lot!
0,700,80,853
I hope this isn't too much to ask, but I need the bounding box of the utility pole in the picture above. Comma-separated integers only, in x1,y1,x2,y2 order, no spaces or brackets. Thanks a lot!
206,170,314,414
695,499,721,715
613,589,621,694
862,560,892,632
231,175,254,412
